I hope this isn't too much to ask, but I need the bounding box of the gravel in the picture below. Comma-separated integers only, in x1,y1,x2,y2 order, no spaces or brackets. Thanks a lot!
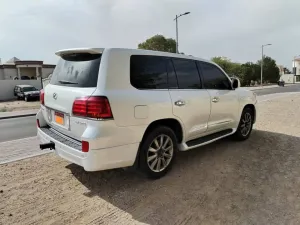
1,93,300,225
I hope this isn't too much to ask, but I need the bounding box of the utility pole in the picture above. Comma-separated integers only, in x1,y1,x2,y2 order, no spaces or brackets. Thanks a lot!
261,44,272,87
174,12,190,54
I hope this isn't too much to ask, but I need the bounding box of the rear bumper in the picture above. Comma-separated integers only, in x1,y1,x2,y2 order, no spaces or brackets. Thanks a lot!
37,127,140,171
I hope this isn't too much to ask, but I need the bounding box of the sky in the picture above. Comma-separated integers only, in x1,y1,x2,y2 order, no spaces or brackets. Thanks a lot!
0,0,299,69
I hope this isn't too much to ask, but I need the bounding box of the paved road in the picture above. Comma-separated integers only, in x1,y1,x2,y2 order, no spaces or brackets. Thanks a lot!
253,83,300,96
0,116,36,143
1,84,300,143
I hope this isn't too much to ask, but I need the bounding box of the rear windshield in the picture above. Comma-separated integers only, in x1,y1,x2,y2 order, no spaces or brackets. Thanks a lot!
50,53,101,87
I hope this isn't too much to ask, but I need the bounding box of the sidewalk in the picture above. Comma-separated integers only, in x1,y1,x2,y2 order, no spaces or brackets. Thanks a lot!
0,109,38,120
0,137,50,165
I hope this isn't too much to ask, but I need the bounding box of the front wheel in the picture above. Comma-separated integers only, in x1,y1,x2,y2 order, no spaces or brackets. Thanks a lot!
138,126,178,179
232,107,254,141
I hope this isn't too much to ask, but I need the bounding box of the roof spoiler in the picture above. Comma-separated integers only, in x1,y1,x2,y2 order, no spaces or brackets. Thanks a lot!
55,48,104,57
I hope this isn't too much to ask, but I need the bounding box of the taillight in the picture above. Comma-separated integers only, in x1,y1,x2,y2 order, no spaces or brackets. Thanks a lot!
82,141,89,152
72,96,113,119
37,119,40,128
40,89,45,105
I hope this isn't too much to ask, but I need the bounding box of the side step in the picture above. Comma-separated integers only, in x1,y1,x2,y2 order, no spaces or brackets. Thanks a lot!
186,129,233,147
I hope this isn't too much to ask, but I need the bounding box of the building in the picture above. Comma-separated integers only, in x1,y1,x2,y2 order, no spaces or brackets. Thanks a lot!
0,57,55,80
293,57,300,75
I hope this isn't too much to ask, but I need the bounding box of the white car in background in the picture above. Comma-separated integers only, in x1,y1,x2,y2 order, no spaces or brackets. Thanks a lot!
37,48,257,179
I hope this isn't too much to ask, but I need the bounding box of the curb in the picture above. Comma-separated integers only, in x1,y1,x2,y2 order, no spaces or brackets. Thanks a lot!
0,113,36,120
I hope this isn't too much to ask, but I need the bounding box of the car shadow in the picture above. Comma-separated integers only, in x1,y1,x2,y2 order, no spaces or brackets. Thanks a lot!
66,129,300,224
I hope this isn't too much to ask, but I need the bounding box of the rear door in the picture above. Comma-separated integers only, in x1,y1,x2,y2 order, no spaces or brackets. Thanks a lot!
168,58,211,141
43,52,102,140
197,61,239,132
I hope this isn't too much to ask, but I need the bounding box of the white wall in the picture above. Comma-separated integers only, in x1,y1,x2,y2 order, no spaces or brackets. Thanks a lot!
0,80,42,101
280,74,295,83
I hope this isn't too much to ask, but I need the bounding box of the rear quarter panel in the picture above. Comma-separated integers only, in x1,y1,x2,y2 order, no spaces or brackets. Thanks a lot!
98,49,176,128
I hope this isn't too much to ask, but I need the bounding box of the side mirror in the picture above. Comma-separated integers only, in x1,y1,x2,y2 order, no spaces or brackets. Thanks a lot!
231,78,240,89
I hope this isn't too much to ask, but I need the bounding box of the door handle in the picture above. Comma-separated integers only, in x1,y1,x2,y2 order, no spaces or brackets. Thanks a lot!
212,97,219,103
174,100,186,106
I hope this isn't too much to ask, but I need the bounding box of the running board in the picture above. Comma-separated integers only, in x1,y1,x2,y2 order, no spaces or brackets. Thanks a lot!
186,129,234,147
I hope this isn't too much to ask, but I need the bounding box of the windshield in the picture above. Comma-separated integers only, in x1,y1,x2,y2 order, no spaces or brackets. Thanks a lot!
23,87,37,92
50,53,101,87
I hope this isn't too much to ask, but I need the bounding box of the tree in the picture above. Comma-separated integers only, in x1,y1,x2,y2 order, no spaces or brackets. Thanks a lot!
211,57,242,78
240,62,260,86
138,35,176,53
257,56,280,83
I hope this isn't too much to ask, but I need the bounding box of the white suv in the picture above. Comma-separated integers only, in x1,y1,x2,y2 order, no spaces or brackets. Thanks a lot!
37,48,257,178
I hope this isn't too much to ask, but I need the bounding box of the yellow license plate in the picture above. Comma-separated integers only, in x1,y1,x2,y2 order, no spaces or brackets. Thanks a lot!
55,112,64,125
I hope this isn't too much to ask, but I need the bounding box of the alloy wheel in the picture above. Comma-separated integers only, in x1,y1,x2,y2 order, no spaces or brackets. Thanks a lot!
240,112,252,136
147,134,174,173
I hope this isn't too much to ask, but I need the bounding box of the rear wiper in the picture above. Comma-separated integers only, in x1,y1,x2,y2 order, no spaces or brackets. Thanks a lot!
58,80,78,84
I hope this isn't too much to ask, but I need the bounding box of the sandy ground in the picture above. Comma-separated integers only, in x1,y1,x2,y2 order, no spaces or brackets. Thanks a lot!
0,100,40,112
1,94,300,225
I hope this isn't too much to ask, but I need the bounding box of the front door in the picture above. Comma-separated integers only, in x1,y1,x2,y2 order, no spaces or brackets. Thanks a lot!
197,61,239,132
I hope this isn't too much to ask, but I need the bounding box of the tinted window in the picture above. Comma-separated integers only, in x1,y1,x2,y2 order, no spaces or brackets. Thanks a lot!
172,58,201,89
130,55,168,89
199,62,231,90
50,53,101,87
166,59,178,89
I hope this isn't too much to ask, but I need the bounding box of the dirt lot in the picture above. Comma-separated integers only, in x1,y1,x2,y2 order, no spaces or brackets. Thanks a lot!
0,100,40,112
1,94,300,225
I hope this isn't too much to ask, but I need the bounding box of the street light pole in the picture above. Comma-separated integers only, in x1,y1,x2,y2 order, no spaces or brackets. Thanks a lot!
175,15,179,53
174,12,190,54
261,44,272,87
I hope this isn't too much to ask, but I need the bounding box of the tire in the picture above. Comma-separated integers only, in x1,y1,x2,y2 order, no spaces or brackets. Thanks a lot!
232,107,254,141
138,126,178,179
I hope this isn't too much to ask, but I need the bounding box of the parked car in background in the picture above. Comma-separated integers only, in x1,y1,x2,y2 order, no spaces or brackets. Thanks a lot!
278,80,285,87
14,84,40,101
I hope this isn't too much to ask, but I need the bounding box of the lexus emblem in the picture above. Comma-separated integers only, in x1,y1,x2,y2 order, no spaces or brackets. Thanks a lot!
53,93,57,100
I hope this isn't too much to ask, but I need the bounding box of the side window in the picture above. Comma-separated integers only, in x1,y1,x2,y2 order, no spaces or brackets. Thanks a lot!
198,62,231,90
166,59,178,89
172,58,201,89
130,55,168,89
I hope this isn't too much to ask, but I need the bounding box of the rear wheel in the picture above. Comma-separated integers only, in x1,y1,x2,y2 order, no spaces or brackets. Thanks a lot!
232,107,254,141
138,126,177,179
